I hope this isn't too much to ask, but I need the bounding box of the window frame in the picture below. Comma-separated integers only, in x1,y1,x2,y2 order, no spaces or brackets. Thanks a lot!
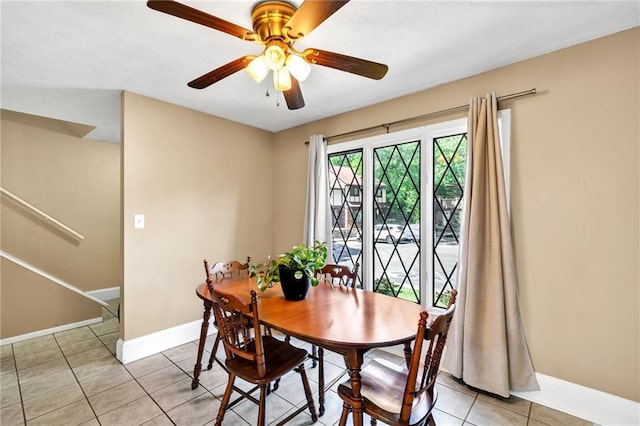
327,110,510,309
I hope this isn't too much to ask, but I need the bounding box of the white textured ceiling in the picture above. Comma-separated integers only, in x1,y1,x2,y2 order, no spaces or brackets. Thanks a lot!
1,1,638,143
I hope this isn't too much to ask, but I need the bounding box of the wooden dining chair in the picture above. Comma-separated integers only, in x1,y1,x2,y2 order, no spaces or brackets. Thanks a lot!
337,290,457,426
191,257,250,389
212,288,318,426
314,262,359,415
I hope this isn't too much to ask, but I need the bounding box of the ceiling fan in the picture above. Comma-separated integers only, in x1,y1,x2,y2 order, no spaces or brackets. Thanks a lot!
147,0,388,110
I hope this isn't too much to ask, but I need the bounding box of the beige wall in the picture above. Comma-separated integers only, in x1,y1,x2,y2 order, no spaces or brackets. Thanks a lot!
272,28,639,401
1,111,121,338
121,92,274,340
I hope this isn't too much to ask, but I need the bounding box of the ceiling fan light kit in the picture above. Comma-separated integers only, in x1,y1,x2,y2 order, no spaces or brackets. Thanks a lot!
147,0,388,110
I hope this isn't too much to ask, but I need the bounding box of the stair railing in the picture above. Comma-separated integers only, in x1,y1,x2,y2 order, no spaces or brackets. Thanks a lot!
1,187,85,240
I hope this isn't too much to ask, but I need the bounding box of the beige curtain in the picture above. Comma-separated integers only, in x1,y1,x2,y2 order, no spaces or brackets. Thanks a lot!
303,135,332,254
442,93,538,397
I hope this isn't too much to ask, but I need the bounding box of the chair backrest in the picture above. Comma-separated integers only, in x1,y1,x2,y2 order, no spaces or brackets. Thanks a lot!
399,290,457,423
203,256,251,290
316,262,359,288
210,289,266,378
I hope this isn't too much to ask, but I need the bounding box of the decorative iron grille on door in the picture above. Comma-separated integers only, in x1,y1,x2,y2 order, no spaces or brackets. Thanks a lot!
432,133,467,307
327,150,363,287
373,141,420,303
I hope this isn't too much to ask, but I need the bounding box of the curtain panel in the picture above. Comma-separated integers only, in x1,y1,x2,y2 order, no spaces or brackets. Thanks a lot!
442,93,538,397
303,135,332,254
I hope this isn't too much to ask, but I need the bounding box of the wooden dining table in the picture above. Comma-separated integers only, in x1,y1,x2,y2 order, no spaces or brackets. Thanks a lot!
194,275,423,426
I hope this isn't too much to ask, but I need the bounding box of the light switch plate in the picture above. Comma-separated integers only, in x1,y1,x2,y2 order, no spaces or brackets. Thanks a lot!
134,214,144,229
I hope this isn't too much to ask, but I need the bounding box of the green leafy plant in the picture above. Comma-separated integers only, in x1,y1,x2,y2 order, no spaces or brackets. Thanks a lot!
249,241,328,292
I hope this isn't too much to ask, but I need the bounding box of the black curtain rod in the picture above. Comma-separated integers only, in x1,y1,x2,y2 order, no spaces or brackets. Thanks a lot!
305,88,537,144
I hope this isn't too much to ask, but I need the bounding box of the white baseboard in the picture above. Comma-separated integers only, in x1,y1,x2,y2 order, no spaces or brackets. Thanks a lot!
86,286,120,302
116,318,216,364
512,373,639,426
0,317,103,346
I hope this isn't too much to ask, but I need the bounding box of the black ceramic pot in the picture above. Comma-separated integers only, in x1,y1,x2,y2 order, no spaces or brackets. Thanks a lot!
278,265,310,301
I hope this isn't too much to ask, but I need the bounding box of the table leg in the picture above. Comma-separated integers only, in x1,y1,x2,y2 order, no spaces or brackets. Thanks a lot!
192,301,211,389
344,350,365,426
403,340,413,368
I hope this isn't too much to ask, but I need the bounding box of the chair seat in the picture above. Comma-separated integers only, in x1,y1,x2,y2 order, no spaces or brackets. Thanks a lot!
338,358,433,425
226,335,309,385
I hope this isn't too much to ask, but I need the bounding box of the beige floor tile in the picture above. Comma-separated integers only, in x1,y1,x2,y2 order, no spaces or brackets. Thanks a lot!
98,395,162,426
192,363,229,392
89,318,119,336
13,336,57,357
273,370,317,408
72,355,123,383
0,345,15,360
1,370,18,388
466,399,528,426
98,331,119,347
150,376,206,411
23,382,84,420
476,391,531,416
78,418,100,426
430,408,464,425
231,392,297,425
1,356,17,374
54,327,96,346
202,408,250,426
125,353,173,378
528,419,552,426
162,342,198,363
167,392,220,426
16,358,69,384
26,399,95,426
14,347,63,371
88,379,146,416
138,364,189,393
530,403,593,426
59,336,105,357
65,346,113,368
20,369,77,400
433,383,476,419
436,372,479,397
1,402,25,426
79,364,132,396
1,383,21,408
142,414,175,425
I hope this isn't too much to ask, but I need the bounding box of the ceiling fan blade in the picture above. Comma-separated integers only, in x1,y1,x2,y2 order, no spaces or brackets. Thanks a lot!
188,56,253,89
147,0,255,41
283,77,305,110
284,0,350,40
302,48,388,80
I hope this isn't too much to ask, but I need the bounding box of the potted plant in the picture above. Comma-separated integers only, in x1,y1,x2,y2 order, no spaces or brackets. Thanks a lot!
249,240,328,300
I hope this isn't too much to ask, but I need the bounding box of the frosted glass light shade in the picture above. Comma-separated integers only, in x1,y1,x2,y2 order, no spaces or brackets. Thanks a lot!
265,43,286,70
273,68,292,91
285,54,311,81
246,55,268,83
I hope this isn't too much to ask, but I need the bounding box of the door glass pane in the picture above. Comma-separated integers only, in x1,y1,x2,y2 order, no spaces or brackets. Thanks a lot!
328,150,363,287
373,141,420,303
433,133,467,307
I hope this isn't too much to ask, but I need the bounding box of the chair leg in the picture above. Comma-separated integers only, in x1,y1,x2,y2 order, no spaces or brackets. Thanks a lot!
297,363,318,422
206,332,221,370
215,373,236,426
311,344,318,368
257,385,267,426
371,418,377,425
192,303,211,389
318,347,325,416
338,402,351,426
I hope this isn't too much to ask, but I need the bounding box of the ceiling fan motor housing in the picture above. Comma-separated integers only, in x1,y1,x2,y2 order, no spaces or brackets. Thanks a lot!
251,1,297,43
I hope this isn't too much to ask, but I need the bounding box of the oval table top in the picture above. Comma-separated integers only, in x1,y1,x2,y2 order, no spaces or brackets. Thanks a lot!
196,275,424,351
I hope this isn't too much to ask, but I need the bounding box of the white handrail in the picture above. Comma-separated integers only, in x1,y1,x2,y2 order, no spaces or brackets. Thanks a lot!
0,187,85,241
0,250,108,307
